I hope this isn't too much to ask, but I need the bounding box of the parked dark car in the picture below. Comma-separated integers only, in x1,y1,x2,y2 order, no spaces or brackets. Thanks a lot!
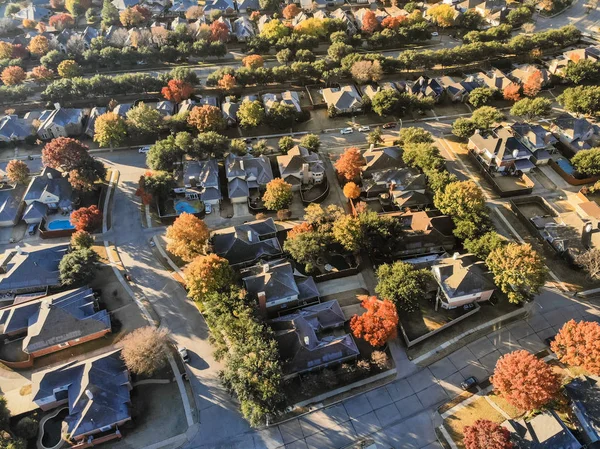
27,223,37,235
461,376,478,390
382,122,397,129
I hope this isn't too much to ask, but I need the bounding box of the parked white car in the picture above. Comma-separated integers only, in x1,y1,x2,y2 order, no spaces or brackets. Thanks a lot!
138,146,150,153
205,203,212,214
358,126,370,132
340,127,354,134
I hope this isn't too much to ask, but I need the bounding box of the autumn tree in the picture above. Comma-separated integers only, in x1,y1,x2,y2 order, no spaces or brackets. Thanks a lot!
121,326,169,376
28,35,49,56
375,261,433,312
93,112,128,147
42,137,90,171
184,254,235,303
282,3,301,19
49,13,75,30
166,212,210,262
66,0,91,16
343,182,361,200
351,60,383,84
161,79,194,102
0,42,12,59
332,214,362,252
523,70,543,97
187,105,226,132
70,205,103,232
6,160,29,184
237,100,264,127
335,147,366,181
381,15,406,30
361,10,379,34
120,6,146,26
551,319,600,375
486,243,547,304
218,73,236,91
491,350,561,411
242,54,264,69
71,230,94,249
263,178,293,211
1,66,26,85
350,296,398,347
57,59,80,78
463,420,514,449
428,3,455,27
30,65,54,83
576,248,600,280
210,21,229,42
503,83,521,101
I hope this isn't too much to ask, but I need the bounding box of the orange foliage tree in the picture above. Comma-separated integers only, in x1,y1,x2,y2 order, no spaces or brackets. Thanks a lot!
381,15,406,30
350,296,398,347
28,35,49,56
165,212,210,262
184,254,235,302
523,70,542,97
135,173,153,205
491,350,561,411
161,79,194,102
0,42,12,59
49,13,75,30
343,181,361,199
551,319,600,375
22,19,37,29
361,10,379,34
503,83,521,101
282,3,301,19
287,222,313,239
242,54,264,69
30,65,54,83
70,205,103,232
335,147,366,181
218,73,236,90
463,420,513,449
187,105,226,132
210,21,229,42
1,66,26,85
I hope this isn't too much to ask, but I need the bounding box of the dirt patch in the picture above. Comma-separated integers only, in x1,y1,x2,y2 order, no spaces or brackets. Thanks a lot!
400,296,470,342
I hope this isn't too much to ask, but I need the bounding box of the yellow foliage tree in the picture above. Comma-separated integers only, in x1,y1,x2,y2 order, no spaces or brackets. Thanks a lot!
166,212,210,262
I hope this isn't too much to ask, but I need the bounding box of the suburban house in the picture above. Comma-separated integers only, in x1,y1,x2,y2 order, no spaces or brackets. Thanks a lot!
37,107,85,140
268,300,359,378
236,0,259,13
84,107,107,139
32,350,132,444
475,68,514,91
0,186,24,228
388,210,456,258
475,0,507,24
0,287,111,359
509,64,550,87
354,8,389,30
407,76,444,102
330,9,358,34
224,153,273,204
203,0,236,14
563,45,600,62
181,159,222,209
178,99,198,114
14,4,50,20
511,123,556,164
431,253,495,309
221,97,240,126
322,85,363,114
111,0,138,10
551,114,599,154
548,56,570,76
155,100,175,116
436,76,481,103
233,16,255,41
468,126,537,174
261,91,302,113
0,244,68,296
276,145,325,191
241,259,320,315
529,213,586,263
505,410,582,449
22,167,73,224
0,115,35,143
361,146,404,179
212,218,282,268
113,103,133,117
564,376,600,446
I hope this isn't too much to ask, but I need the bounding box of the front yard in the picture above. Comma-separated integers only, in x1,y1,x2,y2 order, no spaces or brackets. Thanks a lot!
443,397,505,449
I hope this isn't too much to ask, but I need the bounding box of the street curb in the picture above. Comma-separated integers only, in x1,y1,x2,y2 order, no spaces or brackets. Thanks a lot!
145,205,187,280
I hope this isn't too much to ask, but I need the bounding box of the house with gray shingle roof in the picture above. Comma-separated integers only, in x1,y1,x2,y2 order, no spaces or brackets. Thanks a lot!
504,410,582,449
322,85,363,114
225,153,273,203
0,287,111,359
37,107,85,140
269,300,359,378
0,244,68,296
233,16,255,41
203,0,236,14
551,114,599,154
182,159,221,207
212,218,282,268
468,126,537,174
221,97,240,126
85,106,107,138
242,259,320,315
236,0,259,12
564,376,600,446
277,145,325,191
32,350,132,443
0,186,24,228
111,0,139,11
432,253,495,309
0,115,35,143
511,123,555,165
14,5,50,21
23,167,73,223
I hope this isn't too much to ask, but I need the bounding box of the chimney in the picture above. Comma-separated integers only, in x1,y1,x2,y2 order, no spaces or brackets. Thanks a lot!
85,389,93,400
512,149,519,159
247,230,253,242
452,252,460,260
189,176,197,187
303,336,310,346
302,163,309,185
53,102,61,110
0,251,16,274
240,160,245,171
15,246,21,255
257,291,267,317
47,171,53,179
262,263,270,273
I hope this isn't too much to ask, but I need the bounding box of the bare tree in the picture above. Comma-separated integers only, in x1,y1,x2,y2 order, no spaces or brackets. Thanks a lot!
120,326,170,376
130,29,153,48
66,35,86,57
109,27,129,48
576,248,600,280
151,27,169,47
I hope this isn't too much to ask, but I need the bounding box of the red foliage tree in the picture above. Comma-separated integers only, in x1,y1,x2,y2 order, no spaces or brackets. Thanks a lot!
503,83,521,101
282,3,301,19
361,10,379,34
350,297,398,347
70,205,103,232
210,21,229,43
287,222,313,239
381,15,406,30
11,44,27,59
49,13,75,30
30,65,54,83
135,174,152,205
491,350,561,411
161,79,194,102
132,4,151,20
551,319,600,375
335,147,366,181
217,73,236,90
1,66,26,86
463,419,513,449
42,137,90,172
523,70,543,97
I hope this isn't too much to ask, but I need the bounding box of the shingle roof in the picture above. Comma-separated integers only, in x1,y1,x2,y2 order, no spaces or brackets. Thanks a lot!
24,167,72,207
0,116,34,142
0,187,23,225
184,159,221,202
506,410,582,449
212,219,281,266
433,254,494,299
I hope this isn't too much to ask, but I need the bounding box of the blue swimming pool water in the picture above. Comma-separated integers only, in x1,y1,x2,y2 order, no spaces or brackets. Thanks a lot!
556,158,575,175
47,219,75,231
174,200,201,214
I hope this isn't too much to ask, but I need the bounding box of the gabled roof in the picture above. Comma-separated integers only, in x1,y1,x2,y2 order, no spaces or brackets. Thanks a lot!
38,108,84,132
221,99,239,122
203,0,235,12
233,16,255,38
512,123,557,150
322,85,362,110
409,76,444,98
32,350,131,439
24,167,72,206
236,0,259,9
505,410,582,449
212,219,282,266
469,126,533,164
0,187,23,225
277,145,325,179
225,154,274,186
0,115,34,142
23,201,47,222
14,5,50,20
433,254,494,299
84,107,107,137
564,376,600,442
553,114,594,142
362,146,404,174
183,159,221,202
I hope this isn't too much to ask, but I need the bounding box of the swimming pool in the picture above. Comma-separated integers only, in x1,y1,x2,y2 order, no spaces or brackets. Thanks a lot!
174,199,202,214
556,157,575,175
46,219,75,231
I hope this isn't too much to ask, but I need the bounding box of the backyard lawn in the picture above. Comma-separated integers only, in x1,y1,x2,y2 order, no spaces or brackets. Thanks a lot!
443,397,505,449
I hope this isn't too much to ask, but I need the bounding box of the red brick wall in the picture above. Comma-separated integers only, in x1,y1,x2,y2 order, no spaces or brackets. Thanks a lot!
30,329,111,358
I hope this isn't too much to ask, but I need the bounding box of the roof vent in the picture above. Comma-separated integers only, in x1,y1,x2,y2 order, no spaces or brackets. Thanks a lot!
85,389,93,400
512,149,519,159
247,230,253,242
303,336,310,345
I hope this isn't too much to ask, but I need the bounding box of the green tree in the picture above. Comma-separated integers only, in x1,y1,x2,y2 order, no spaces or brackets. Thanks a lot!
487,243,548,304
396,127,433,146
427,169,458,193
471,106,504,130
558,86,600,116
15,417,38,440
278,136,294,153
0,396,9,430
59,248,100,286
230,138,247,155
93,112,127,147
468,87,496,108
403,142,445,172
375,261,433,312
101,0,119,25
300,134,320,152
283,228,331,269
507,6,533,27
143,171,176,200
367,127,383,146
452,117,477,139
332,215,363,252
237,100,265,128
460,9,483,29
510,97,552,121
70,230,94,249
563,60,600,84
434,180,488,240
126,102,162,136
263,178,293,211
146,135,185,171
66,0,90,16
196,132,228,159
464,231,505,260
267,102,298,129
571,147,600,177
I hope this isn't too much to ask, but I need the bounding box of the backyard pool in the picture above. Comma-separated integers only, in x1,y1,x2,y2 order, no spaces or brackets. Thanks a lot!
46,219,75,231
174,199,202,214
556,157,575,175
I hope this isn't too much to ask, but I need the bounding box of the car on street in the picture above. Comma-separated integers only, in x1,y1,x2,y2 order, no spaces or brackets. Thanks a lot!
340,127,354,134
382,122,396,129
178,347,190,363
432,31,439,36
461,376,478,390
205,203,212,214
358,125,370,132
138,146,150,153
